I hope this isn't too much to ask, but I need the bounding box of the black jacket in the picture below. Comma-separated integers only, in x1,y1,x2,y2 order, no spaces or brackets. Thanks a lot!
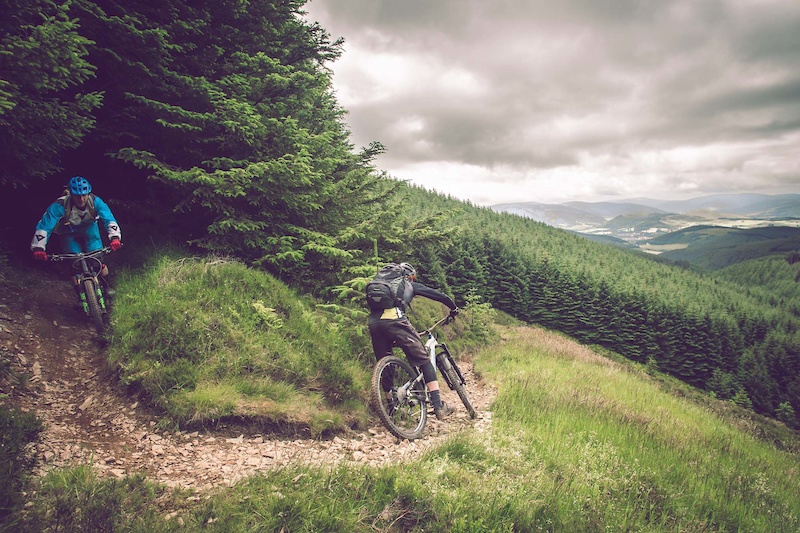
368,281,456,325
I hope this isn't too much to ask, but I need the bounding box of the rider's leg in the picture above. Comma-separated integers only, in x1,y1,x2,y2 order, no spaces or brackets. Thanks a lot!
368,324,394,362
419,361,453,419
83,225,110,278
59,236,86,308
72,278,83,298
81,226,115,295
61,234,82,254
419,361,443,403
369,324,397,391
387,320,453,417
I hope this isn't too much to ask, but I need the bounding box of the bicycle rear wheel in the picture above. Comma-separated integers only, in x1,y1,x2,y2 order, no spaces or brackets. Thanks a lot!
437,349,477,419
82,278,105,334
371,355,427,440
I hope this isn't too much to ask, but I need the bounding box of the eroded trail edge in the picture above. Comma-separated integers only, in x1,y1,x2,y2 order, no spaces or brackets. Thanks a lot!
2,274,495,491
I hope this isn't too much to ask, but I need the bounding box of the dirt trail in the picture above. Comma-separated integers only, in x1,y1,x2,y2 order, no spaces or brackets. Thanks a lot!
1,271,495,491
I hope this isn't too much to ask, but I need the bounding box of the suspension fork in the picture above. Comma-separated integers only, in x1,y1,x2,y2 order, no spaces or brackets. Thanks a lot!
73,264,106,313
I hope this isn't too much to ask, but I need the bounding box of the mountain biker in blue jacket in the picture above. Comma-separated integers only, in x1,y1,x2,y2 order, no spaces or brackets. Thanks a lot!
30,176,122,296
368,262,460,420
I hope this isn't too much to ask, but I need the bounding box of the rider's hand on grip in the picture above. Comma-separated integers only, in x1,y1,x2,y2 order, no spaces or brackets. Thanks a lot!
110,238,123,252
445,307,460,324
32,249,47,261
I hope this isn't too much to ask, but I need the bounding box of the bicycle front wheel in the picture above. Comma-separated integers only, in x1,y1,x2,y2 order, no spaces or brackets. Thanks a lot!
437,351,477,419
82,278,105,334
371,356,427,440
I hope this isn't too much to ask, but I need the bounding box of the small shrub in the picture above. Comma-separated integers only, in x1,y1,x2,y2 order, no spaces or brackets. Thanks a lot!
776,401,798,428
0,407,43,527
731,388,754,409
460,291,499,346
707,368,739,400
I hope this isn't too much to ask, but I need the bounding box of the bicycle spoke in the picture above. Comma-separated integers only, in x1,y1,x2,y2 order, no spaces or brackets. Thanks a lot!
371,356,427,440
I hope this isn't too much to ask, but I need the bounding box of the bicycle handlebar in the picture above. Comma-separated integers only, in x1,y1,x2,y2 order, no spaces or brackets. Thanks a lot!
49,246,112,262
419,313,456,336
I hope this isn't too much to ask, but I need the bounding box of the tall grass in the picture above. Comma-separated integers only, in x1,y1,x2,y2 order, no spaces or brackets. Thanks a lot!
481,326,800,531
17,466,181,533
108,253,373,434
0,406,42,530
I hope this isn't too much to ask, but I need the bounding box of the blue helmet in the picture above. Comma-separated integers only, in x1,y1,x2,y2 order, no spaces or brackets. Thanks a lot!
68,176,92,195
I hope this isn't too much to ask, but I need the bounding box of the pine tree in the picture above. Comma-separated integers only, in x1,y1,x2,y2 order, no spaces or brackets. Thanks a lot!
0,0,102,186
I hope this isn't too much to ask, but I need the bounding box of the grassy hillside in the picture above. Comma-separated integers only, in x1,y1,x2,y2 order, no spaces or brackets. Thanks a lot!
108,253,370,434
16,319,800,532
648,225,800,270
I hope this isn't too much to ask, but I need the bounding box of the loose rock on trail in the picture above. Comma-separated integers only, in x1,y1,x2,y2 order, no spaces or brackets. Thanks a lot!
1,270,495,491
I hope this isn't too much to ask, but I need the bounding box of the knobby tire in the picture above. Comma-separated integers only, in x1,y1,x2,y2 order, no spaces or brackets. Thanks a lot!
82,279,105,334
371,356,427,440
438,352,477,419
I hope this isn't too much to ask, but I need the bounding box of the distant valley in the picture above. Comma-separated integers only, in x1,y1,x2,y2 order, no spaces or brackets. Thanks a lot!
491,193,800,269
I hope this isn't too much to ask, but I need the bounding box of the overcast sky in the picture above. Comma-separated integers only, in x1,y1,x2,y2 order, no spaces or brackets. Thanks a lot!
303,0,800,206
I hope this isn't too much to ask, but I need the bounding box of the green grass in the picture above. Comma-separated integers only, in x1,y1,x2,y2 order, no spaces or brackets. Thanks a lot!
0,406,42,529
16,466,182,533
108,253,374,434
16,321,798,532
8,254,799,532
480,325,800,531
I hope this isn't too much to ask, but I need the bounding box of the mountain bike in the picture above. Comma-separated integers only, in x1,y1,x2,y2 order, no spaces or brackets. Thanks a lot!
371,315,477,440
50,247,113,333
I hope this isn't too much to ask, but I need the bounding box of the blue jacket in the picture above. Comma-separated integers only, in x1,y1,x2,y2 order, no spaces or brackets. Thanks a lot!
31,195,121,251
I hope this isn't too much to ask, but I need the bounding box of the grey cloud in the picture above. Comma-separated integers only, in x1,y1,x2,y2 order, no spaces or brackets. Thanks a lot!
733,6,800,63
720,78,800,112
306,0,800,202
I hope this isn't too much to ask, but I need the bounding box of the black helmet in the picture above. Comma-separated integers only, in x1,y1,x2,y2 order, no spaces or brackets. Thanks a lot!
399,262,417,281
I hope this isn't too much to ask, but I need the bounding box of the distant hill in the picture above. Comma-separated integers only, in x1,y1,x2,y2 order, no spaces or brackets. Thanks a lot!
562,201,668,218
604,213,676,232
567,231,635,248
644,225,800,270
492,194,800,234
492,193,800,269
622,193,800,217
490,201,606,229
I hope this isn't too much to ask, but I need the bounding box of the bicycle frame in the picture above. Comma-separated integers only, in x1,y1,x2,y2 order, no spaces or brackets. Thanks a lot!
50,247,111,317
395,316,455,407
394,365,429,408
420,315,451,364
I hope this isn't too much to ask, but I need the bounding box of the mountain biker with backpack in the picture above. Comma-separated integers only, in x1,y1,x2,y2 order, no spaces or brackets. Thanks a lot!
30,176,122,297
366,262,460,420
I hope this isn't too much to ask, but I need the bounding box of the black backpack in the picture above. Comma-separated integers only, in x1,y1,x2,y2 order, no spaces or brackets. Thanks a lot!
365,263,407,311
